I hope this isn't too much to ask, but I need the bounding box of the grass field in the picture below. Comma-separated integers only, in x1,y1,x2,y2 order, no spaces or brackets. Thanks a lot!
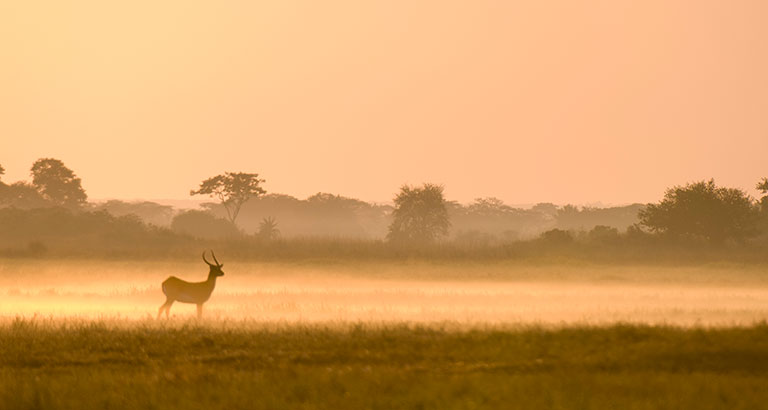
2,259,768,408
3,319,768,409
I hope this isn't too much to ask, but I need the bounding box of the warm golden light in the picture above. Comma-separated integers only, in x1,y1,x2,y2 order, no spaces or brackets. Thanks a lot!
2,1,766,204
2,4,768,408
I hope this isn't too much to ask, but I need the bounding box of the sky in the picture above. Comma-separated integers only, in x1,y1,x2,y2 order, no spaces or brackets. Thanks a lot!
1,1,767,206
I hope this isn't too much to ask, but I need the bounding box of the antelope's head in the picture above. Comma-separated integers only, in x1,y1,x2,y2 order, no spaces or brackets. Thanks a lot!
202,250,225,277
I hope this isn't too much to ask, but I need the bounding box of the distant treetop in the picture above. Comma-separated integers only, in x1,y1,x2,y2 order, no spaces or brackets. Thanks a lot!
387,183,450,244
757,178,768,195
190,172,266,226
30,158,87,208
639,179,758,243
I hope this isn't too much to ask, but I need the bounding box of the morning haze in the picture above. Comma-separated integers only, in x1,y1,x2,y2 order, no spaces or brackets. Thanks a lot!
2,2,768,410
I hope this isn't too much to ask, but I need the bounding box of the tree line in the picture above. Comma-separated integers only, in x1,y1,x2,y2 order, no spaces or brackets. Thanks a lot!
1,158,768,259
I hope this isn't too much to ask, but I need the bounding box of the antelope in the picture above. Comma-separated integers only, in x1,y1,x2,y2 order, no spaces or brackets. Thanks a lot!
157,250,225,319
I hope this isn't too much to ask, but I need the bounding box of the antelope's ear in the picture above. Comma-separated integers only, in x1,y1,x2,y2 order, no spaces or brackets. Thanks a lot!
219,264,224,268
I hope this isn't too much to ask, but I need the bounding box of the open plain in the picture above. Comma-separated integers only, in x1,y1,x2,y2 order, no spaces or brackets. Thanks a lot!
2,259,768,325
2,259,768,409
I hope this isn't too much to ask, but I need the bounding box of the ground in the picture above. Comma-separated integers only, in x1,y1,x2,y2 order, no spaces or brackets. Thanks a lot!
3,320,768,409
2,259,768,409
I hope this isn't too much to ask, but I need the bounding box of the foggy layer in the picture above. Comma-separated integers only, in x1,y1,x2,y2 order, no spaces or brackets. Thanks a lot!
2,261,767,326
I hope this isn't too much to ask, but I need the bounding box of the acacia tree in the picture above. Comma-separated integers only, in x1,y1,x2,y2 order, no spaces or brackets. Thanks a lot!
190,172,266,225
30,158,87,208
639,179,759,243
387,183,450,243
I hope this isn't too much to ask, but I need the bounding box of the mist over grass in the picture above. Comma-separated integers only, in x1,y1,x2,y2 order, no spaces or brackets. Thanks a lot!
3,260,768,325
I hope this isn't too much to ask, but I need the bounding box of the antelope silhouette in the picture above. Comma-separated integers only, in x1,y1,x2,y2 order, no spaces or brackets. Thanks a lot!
157,250,224,319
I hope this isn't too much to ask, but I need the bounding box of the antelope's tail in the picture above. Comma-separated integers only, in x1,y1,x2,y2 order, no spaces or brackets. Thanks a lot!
161,278,170,296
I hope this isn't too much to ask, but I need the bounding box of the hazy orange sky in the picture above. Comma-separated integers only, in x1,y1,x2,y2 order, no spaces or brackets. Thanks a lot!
1,1,766,205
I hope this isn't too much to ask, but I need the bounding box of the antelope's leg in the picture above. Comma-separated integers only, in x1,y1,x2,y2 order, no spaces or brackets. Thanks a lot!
165,300,174,318
158,298,172,319
197,304,203,319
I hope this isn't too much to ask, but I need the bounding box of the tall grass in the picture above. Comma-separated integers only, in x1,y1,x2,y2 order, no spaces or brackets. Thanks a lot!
3,319,768,409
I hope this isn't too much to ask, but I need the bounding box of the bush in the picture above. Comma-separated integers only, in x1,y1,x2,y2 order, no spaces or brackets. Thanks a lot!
588,225,620,244
171,210,241,240
539,229,574,245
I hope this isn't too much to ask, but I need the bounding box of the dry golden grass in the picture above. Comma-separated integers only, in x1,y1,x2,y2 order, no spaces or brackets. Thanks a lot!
3,319,768,409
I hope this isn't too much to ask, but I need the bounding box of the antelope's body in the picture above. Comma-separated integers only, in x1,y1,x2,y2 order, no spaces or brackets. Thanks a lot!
161,275,218,304
158,250,224,319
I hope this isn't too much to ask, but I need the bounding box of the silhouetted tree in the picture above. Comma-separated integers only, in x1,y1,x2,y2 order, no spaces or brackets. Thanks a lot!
190,172,266,225
639,179,759,243
758,178,768,212
468,197,513,216
757,178,768,235
556,205,581,227
257,216,280,240
387,183,450,243
0,182,52,209
30,158,87,208
532,203,559,217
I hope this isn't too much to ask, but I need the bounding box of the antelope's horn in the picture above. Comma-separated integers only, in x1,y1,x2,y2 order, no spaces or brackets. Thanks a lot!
211,250,221,266
202,250,214,266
